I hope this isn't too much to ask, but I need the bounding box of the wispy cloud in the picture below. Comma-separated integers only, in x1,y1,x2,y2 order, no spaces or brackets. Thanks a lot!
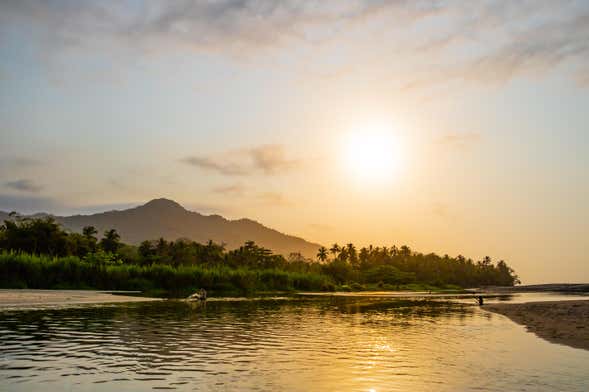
181,157,249,176
250,145,298,174
1,1,588,89
4,179,43,193
182,144,297,176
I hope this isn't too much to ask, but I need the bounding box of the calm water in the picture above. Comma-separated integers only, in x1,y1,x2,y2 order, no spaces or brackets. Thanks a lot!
1,293,588,391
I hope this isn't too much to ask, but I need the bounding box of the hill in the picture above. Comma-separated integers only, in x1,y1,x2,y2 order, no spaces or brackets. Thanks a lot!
1,198,321,258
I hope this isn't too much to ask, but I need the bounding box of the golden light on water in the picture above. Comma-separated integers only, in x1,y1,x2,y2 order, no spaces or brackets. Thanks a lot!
342,124,402,183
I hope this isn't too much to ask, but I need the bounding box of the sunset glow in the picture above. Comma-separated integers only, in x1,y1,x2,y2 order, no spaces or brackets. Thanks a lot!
343,125,402,183
1,2,588,392
1,0,588,283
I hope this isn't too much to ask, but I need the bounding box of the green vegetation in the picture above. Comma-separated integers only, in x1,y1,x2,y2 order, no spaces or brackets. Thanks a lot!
0,252,328,296
0,215,519,295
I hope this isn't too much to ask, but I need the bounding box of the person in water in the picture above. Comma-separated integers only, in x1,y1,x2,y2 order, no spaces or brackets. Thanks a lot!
199,288,207,301
477,295,484,306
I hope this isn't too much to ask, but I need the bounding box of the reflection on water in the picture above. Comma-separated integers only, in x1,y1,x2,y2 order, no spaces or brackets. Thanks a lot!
1,295,588,391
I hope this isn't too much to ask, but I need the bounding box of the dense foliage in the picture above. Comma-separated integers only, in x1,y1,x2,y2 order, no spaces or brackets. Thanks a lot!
0,216,519,293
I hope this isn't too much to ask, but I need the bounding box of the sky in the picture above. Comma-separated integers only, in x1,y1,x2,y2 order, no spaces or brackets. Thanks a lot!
0,0,588,283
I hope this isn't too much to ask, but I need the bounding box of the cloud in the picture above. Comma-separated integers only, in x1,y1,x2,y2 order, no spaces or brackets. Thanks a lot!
463,12,589,84
182,144,297,176
2,1,588,87
181,156,249,176
4,179,43,193
0,0,390,54
250,145,298,174
212,184,246,196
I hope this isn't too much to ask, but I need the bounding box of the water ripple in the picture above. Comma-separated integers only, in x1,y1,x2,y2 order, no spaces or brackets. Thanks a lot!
1,297,588,391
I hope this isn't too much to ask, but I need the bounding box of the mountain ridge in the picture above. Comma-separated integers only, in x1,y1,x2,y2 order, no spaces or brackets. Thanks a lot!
0,198,321,258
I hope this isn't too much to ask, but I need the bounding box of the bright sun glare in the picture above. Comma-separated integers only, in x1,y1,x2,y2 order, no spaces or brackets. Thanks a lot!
343,124,401,183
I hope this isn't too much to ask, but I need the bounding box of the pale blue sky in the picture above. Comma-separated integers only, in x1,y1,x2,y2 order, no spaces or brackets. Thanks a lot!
1,1,588,283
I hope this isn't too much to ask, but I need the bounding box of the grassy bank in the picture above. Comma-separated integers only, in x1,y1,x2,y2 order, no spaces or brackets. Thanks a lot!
0,252,332,297
0,252,465,297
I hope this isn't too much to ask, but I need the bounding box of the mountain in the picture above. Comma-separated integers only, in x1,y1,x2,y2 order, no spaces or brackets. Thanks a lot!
1,198,321,258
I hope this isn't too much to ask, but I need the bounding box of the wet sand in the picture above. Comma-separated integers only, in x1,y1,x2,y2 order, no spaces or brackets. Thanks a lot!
0,289,160,310
486,300,589,351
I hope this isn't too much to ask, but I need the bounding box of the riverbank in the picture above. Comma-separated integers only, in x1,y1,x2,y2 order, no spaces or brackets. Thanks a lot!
485,300,589,351
0,289,160,310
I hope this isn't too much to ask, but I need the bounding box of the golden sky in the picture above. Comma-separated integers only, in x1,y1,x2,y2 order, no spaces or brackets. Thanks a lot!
0,1,588,283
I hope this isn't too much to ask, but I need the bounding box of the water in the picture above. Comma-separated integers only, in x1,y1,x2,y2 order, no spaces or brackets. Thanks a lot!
1,293,588,391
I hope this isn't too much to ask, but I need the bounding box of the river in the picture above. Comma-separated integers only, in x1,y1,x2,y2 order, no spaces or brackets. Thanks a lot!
1,292,588,391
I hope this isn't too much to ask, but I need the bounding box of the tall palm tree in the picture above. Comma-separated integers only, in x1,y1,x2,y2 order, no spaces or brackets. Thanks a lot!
82,225,98,251
329,243,341,259
82,226,97,241
346,243,356,255
346,243,358,266
316,246,328,262
390,245,399,256
100,229,121,253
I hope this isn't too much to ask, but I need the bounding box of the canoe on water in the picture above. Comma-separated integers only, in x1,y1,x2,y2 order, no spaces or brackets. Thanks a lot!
186,291,207,301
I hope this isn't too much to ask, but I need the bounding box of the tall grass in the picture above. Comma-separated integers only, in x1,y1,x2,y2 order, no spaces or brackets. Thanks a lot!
0,252,332,296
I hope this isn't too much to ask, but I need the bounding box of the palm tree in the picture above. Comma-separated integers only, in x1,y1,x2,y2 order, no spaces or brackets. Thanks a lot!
100,229,121,253
329,243,341,259
390,245,399,256
400,245,411,257
316,246,328,262
82,226,98,251
82,225,97,240
346,243,358,266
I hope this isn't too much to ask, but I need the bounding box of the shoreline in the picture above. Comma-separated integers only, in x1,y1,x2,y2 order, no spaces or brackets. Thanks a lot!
485,300,589,351
0,289,160,310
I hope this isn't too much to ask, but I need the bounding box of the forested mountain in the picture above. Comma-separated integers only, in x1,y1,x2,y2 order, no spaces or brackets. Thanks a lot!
0,198,321,258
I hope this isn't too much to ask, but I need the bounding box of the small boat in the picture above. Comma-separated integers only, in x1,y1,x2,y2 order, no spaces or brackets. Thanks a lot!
186,289,207,302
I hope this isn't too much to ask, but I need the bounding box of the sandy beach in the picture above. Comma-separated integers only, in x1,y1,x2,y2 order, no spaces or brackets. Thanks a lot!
486,300,589,351
0,289,160,310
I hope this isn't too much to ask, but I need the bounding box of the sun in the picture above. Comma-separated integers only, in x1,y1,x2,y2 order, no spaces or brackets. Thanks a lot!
342,124,401,182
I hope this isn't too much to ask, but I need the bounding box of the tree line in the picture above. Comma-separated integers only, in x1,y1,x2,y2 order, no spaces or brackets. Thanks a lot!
0,215,520,290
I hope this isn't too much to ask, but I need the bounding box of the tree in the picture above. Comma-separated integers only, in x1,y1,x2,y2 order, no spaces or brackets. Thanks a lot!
346,243,358,267
100,229,121,254
82,226,97,240
399,245,411,257
82,226,98,251
138,240,155,262
329,243,341,259
316,246,328,262
0,216,68,256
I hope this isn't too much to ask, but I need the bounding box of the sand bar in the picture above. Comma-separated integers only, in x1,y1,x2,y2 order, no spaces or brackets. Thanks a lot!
0,289,160,310
486,300,589,351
